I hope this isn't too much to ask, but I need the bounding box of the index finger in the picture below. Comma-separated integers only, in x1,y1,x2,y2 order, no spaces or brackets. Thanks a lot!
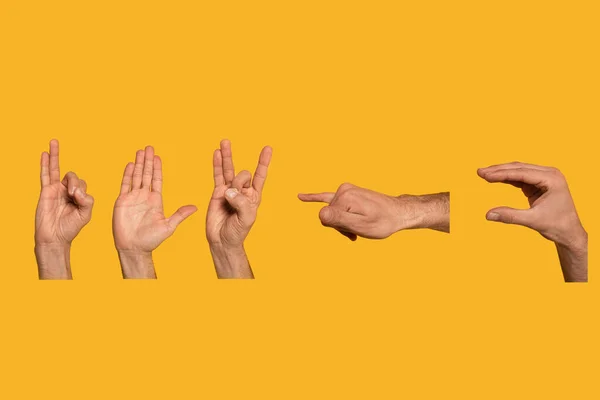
478,162,551,173
220,139,235,185
152,155,163,193
298,192,336,203
120,162,135,195
141,146,155,189
49,139,60,184
252,146,272,193
61,171,81,197
213,149,225,187
479,167,550,187
40,152,50,188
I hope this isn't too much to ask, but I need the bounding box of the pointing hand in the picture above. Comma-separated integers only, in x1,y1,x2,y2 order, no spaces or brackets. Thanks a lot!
299,184,449,240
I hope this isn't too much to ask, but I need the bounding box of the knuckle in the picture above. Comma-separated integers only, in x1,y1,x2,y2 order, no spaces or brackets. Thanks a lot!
336,191,352,203
552,168,564,177
342,187,359,198
338,183,353,192
549,168,566,182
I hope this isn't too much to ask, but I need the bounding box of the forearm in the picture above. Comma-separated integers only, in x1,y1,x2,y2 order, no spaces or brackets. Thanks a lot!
399,192,450,233
118,250,157,279
210,244,253,279
555,230,588,283
35,244,72,279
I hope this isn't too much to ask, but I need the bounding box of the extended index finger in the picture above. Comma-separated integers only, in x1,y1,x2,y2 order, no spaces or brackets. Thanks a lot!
298,192,336,203
213,149,225,187
152,155,163,193
479,167,550,187
252,146,272,193
220,139,235,185
478,162,551,174
40,151,50,188
49,139,60,184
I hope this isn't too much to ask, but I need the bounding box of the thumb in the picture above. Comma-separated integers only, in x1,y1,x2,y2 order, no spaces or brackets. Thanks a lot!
167,205,198,230
486,207,534,228
73,188,94,222
224,188,253,223
319,206,360,233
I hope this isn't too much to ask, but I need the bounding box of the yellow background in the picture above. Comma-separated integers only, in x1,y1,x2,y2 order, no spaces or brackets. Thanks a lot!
0,0,597,398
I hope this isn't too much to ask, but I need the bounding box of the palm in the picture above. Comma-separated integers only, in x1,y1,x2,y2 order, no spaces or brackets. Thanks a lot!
508,181,547,207
527,189,551,209
113,146,197,253
207,184,260,246
206,140,272,247
36,183,84,244
114,189,173,252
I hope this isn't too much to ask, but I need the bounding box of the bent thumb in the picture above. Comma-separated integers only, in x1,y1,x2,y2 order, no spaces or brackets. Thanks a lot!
167,205,198,230
225,188,252,222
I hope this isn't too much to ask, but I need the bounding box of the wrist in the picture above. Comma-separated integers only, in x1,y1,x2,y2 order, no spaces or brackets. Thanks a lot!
394,192,450,232
117,249,156,279
209,243,253,279
35,243,72,280
561,226,588,255
556,230,588,283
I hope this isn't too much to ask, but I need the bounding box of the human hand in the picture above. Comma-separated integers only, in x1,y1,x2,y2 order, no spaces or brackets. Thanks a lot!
299,184,449,240
35,139,94,279
478,162,587,282
206,140,272,278
113,146,197,279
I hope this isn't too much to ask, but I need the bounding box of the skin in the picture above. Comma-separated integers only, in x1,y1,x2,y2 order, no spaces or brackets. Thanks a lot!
35,140,95,279
113,146,198,279
206,139,273,279
299,184,450,240
478,162,588,283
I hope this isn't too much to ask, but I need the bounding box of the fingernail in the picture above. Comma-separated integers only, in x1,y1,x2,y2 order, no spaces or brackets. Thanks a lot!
487,212,500,221
226,188,238,199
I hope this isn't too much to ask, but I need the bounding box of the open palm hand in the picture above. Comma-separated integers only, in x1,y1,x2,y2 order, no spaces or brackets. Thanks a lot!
113,146,197,253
